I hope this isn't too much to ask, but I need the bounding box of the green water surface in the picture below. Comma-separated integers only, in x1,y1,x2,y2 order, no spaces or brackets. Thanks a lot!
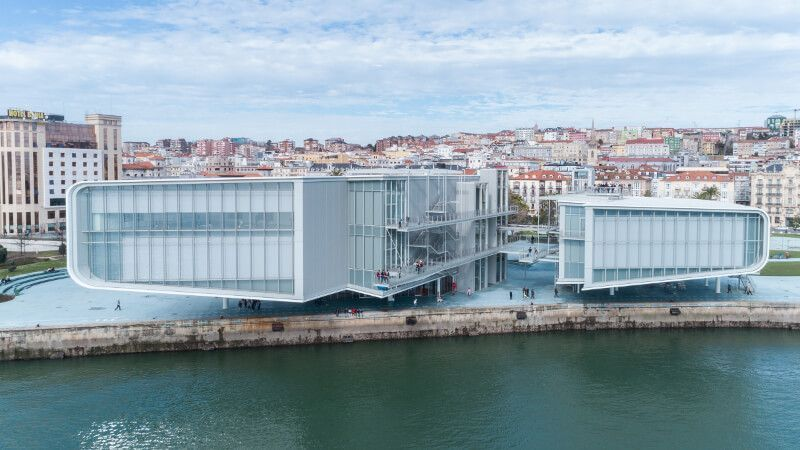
2,329,800,449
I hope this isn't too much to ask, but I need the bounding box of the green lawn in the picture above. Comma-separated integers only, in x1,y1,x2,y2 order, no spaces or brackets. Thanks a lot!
0,258,66,278
769,250,800,259
759,261,800,276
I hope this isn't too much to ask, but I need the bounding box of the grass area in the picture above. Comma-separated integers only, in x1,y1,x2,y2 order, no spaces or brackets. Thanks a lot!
0,258,66,278
772,233,800,239
759,261,800,276
770,250,800,259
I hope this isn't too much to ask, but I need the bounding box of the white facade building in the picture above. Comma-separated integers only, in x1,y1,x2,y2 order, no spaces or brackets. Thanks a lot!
67,169,512,302
557,195,769,292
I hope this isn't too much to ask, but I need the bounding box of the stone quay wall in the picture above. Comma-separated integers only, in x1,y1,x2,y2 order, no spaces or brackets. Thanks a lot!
3,302,800,361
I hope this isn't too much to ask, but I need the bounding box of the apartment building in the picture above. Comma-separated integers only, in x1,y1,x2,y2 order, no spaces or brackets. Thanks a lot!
750,163,800,226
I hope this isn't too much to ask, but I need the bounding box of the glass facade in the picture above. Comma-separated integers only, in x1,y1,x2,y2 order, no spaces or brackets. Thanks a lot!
590,209,765,284
45,122,97,149
348,180,392,288
73,181,295,295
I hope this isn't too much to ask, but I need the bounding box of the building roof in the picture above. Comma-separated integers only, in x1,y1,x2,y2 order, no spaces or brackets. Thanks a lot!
663,171,732,182
625,138,665,145
122,162,156,170
554,194,760,212
511,170,571,181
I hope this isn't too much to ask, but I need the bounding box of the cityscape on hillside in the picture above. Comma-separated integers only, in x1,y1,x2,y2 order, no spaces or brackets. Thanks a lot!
2,107,799,236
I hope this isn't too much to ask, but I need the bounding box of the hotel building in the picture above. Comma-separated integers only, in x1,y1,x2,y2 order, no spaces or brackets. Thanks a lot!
0,109,121,234
67,169,512,302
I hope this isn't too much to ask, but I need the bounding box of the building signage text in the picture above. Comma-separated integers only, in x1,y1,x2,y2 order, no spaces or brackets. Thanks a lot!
6,109,47,120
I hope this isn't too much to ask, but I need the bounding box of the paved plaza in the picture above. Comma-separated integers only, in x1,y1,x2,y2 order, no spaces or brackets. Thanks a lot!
1,255,799,329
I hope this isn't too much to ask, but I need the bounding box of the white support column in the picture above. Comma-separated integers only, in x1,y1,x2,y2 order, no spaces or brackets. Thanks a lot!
705,278,709,287
222,298,229,309
609,286,615,296
436,278,442,299
715,277,721,294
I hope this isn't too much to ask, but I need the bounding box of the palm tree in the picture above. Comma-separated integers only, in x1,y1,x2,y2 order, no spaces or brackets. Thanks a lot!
693,186,720,201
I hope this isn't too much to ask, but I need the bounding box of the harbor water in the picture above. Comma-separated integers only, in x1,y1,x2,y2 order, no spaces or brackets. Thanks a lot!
2,329,800,448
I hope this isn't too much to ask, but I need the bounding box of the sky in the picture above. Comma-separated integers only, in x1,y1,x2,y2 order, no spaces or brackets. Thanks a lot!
0,0,798,144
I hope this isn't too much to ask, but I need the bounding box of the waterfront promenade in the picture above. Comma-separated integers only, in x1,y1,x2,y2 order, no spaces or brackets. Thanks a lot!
4,301,800,361
2,237,799,360
1,262,800,330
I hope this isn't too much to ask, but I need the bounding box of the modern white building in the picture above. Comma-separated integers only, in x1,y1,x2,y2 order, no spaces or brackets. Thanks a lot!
67,169,512,303
556,194,769,293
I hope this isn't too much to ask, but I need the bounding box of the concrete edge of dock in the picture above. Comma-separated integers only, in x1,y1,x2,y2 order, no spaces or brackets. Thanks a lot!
3,301,800,361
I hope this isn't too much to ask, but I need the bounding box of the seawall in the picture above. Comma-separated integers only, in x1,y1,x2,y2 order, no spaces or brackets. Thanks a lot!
3,302,800,361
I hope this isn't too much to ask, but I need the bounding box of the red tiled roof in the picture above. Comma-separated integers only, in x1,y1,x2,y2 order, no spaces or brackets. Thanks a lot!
511,170,571,181
625,138,664,145
663,171,732,182
603,157,673,162
122,162,156,170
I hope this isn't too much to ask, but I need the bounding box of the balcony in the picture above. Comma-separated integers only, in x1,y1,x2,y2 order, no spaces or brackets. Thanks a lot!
386,206,517,232
349,245,510,298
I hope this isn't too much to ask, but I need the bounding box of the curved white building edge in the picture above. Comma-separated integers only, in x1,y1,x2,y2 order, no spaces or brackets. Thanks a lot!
67,170,512,302
556,195,770,291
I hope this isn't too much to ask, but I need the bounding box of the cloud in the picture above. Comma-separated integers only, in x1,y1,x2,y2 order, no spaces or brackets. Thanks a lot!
0,0,798,142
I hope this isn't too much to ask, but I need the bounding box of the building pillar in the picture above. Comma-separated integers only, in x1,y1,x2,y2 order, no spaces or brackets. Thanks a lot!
436,278,442,299
715,277,721,294
388,295,395,302
609,286,615,296
705,278,709,287
222,298,229,309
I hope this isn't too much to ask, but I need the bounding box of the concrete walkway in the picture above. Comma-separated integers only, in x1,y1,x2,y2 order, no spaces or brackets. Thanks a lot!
1,260,800,329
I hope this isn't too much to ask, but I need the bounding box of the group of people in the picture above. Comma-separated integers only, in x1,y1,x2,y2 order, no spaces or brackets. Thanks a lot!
239,299,262,310
526,247,539,258
522,286,534,299
375,270,391,283
414,259,426,273
0,276,11,285
44,267,57,273
336,308,364,317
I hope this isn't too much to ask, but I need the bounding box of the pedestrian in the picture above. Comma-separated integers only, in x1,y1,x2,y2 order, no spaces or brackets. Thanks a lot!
531,288,535,299
554,287,559,298
509,291,513,300
727,284,732,294
115,300,121,311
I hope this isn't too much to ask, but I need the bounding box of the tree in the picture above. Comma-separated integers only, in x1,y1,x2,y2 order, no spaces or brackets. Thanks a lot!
0,245,6,264
535,200,558,226
788,216,800,230
693,186,720,201
509,192,531,224
58,242,67,256
15,229,31,255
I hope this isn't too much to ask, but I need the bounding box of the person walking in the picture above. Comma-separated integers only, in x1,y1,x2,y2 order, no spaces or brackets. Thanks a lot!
554,287,559,298
115,300,121,311
509,291,513,300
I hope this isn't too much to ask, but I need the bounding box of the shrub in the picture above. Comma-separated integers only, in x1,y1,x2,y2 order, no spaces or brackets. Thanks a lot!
0,245,6,264
58,243,67,256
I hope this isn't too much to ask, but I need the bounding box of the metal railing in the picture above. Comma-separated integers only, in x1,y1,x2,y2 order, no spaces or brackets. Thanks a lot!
387,206,517,230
